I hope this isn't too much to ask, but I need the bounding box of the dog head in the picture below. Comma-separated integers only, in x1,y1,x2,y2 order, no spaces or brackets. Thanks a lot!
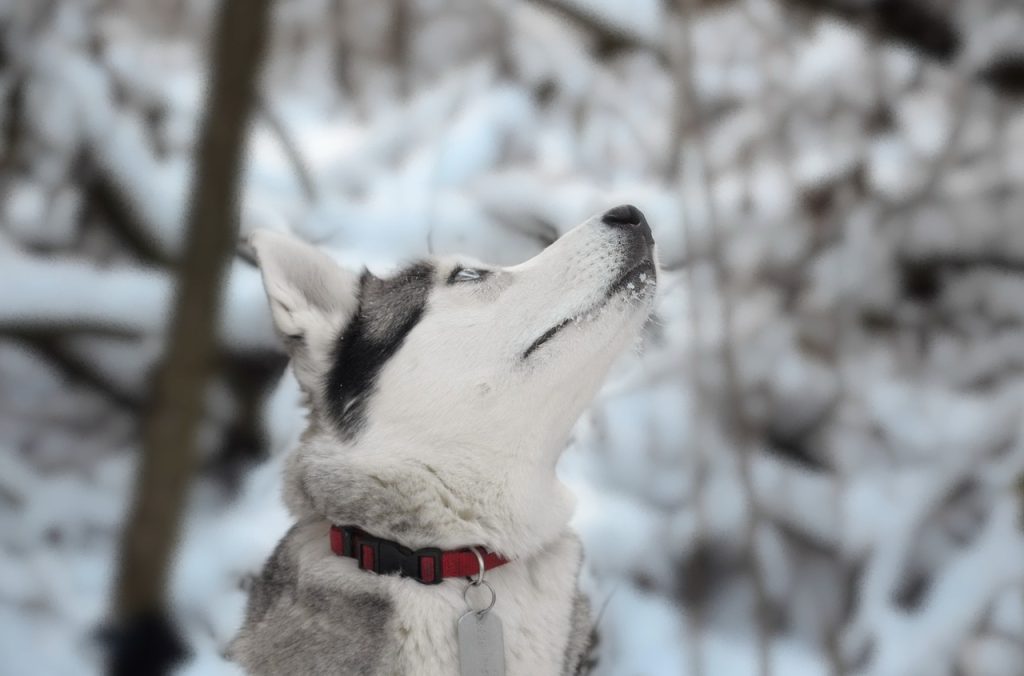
251,206,657,549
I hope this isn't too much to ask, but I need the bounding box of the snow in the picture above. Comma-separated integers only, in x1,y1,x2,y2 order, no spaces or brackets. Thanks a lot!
4,0,1024,675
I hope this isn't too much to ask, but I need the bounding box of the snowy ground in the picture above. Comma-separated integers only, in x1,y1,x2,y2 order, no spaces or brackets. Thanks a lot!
4,0,1024,674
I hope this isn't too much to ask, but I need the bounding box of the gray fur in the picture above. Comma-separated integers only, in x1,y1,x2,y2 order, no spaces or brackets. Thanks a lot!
290,455,479,548
230,524,395,675
562,591,595,676
241,528,298,628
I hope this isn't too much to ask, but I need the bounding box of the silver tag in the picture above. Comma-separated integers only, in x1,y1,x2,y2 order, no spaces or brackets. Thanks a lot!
457,611,505,676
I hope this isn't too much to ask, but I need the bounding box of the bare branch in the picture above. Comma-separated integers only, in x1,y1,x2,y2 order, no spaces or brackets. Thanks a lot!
670,1,774,673
780,0,960,63
389,0,412,99
879,73,971,222
109,0,273,672
12,331,140,411
81,159,175,267
256,93,318,204
329,0,357,100
0,320,141,340
978,52,1024,98
665,15,711,674
525,0,668,64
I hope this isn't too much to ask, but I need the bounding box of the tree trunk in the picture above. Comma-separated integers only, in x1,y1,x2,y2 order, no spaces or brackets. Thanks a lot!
106,0,273,673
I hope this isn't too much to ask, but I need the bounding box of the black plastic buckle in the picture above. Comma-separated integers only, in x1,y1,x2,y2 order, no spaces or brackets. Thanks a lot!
374,539,410,576
341,527,444,585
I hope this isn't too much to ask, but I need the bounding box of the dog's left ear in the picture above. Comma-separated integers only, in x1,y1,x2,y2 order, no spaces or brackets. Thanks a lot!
250,230,358,389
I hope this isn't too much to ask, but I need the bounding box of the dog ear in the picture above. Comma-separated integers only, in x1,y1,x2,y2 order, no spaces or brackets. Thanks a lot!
249,231,358,392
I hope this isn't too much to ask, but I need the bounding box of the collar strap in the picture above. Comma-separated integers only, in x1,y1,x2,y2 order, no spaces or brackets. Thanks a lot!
329,525,509,585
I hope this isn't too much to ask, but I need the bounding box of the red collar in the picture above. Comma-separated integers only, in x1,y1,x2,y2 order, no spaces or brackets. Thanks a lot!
330,525,509,585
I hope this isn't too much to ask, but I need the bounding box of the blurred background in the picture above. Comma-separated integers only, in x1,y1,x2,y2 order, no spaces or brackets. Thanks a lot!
3,0,1024,674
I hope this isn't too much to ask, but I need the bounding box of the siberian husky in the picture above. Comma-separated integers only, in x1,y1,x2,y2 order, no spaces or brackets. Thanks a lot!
229,205,658,675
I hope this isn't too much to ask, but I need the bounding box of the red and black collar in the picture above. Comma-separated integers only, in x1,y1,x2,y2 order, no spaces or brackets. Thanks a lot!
330,525,509,585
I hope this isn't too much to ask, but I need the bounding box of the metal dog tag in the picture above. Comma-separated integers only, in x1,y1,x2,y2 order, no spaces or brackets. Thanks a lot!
457,610,505,676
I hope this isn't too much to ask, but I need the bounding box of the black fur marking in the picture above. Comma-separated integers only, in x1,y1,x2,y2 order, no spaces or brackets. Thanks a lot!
523,319,572,359
603,258,656,299
326,263,434,438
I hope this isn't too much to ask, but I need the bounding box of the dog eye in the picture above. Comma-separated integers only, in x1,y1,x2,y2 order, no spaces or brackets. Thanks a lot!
448,267,487,284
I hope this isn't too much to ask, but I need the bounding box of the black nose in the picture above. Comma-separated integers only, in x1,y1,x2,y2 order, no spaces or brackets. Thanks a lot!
601,204,653,246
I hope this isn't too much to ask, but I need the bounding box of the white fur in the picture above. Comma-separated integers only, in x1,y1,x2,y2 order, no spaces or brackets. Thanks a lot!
233,216,657,675
250,229,358,399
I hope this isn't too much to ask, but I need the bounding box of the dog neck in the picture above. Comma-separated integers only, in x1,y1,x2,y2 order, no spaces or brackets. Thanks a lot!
282,427,576,561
